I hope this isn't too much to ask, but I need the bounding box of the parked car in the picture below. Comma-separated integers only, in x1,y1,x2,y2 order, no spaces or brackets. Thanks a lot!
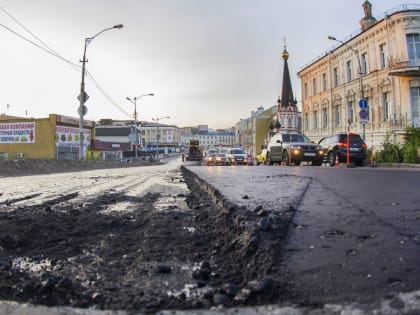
266,132,324,166
215,153,227,165
318,133,367,166
226,148,248,165
256,148,267,165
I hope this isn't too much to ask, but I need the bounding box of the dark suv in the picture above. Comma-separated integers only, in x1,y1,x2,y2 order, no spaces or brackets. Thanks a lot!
318,133,367,166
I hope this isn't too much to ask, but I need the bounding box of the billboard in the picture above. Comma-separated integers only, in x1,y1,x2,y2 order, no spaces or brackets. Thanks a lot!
55,126,91,147
0,122,35,144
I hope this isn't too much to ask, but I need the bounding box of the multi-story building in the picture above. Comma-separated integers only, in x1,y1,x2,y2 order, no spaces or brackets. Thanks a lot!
141,121,181,153
181,125,235,150
298,1,420,150
236,106,277,157
96,119,182,155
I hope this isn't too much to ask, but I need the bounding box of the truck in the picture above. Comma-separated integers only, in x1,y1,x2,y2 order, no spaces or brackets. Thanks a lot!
186,140,201,161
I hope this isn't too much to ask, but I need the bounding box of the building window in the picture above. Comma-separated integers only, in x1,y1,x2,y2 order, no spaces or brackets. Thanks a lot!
304,112,309,130
382,92,389,121
322,73,327,91
334,105,340,126
407,33,420,66
347,101,354,124
361,52,368,75
312,78,317,95
410,86,420,127
379,43,386,69
323,107,328,128
313,110,318,129
346,60,352,82
304,82,308,98
333,67,339,87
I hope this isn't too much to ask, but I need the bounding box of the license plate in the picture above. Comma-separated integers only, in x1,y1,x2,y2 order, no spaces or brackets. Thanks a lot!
304,153,316,157
350,148,359,152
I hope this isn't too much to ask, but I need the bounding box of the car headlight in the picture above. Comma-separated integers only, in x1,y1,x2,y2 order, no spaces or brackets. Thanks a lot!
292,149,300,155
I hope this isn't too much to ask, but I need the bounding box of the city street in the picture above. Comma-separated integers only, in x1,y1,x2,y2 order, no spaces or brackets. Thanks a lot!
184,163,420,310
0,159,420,314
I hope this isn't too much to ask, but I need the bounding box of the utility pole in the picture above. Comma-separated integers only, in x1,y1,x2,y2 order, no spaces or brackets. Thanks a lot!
126,93,154,159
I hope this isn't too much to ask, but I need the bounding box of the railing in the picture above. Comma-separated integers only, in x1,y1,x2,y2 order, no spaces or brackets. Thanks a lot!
387,57,420,69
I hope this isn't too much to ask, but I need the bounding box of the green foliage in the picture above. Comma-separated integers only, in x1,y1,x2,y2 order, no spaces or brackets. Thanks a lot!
375,131,403,163
375,127,420,164
402,127,420,163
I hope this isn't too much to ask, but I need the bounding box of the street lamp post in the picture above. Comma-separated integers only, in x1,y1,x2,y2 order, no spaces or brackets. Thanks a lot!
78,24,123,160
328,35,366,141
126,93,154,159
152,116,170,161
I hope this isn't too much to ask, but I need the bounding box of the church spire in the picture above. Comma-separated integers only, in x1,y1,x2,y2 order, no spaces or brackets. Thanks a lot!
279,44,296,109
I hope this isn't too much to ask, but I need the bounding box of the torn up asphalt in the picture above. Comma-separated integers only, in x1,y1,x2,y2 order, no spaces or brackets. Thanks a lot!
1,161,419,315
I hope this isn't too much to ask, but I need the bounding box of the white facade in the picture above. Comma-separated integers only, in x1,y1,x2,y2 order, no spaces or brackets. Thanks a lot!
181,131,235,149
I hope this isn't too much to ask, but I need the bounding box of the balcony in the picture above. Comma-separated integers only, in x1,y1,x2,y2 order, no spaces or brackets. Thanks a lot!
388,58,420,76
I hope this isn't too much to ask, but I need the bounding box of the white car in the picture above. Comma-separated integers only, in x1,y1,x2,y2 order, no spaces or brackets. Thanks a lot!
226,148,248,165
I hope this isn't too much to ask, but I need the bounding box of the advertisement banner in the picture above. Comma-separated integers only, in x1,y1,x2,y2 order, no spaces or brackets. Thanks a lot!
166,129,173,143
55,126,91,147
0,122,35,144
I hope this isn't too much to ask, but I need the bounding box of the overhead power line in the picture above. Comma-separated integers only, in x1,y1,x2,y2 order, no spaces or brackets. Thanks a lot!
0,5,131,119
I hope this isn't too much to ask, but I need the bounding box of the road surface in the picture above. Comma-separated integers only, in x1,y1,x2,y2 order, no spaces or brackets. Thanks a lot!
1,159,419,314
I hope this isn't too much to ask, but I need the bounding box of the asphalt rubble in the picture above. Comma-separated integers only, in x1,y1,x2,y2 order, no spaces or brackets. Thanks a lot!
1,158,420,315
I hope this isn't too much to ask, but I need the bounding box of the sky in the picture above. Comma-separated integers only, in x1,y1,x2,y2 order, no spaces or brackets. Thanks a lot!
0,0,410,129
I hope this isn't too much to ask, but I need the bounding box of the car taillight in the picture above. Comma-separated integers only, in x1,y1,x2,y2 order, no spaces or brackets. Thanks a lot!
338,142,347,147
362,143,367,149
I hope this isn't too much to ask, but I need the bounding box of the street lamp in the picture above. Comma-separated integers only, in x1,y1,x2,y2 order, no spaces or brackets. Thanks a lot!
78,24,123,160
152,116,170,161
328,35,366,141
126,93,154,159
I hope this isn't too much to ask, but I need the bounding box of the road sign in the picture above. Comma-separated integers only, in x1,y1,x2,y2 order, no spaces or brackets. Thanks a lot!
77,91,90,104
359,109,368,124
78,105,88,116
359,99,368,109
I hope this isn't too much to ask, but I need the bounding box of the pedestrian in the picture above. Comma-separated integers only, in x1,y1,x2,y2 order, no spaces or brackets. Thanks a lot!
181,153,185,162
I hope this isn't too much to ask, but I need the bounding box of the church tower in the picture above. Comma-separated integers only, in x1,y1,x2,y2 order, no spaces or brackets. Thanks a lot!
273,45,301,133
360,1,377,31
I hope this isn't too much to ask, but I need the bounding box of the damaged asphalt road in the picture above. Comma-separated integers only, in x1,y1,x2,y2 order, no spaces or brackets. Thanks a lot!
0,158,296,314
1,158,420,314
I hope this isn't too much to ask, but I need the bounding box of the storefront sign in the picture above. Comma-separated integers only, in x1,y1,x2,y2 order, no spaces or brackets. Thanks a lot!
0,122,35,144
55,126,90,147
166,129,173,143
